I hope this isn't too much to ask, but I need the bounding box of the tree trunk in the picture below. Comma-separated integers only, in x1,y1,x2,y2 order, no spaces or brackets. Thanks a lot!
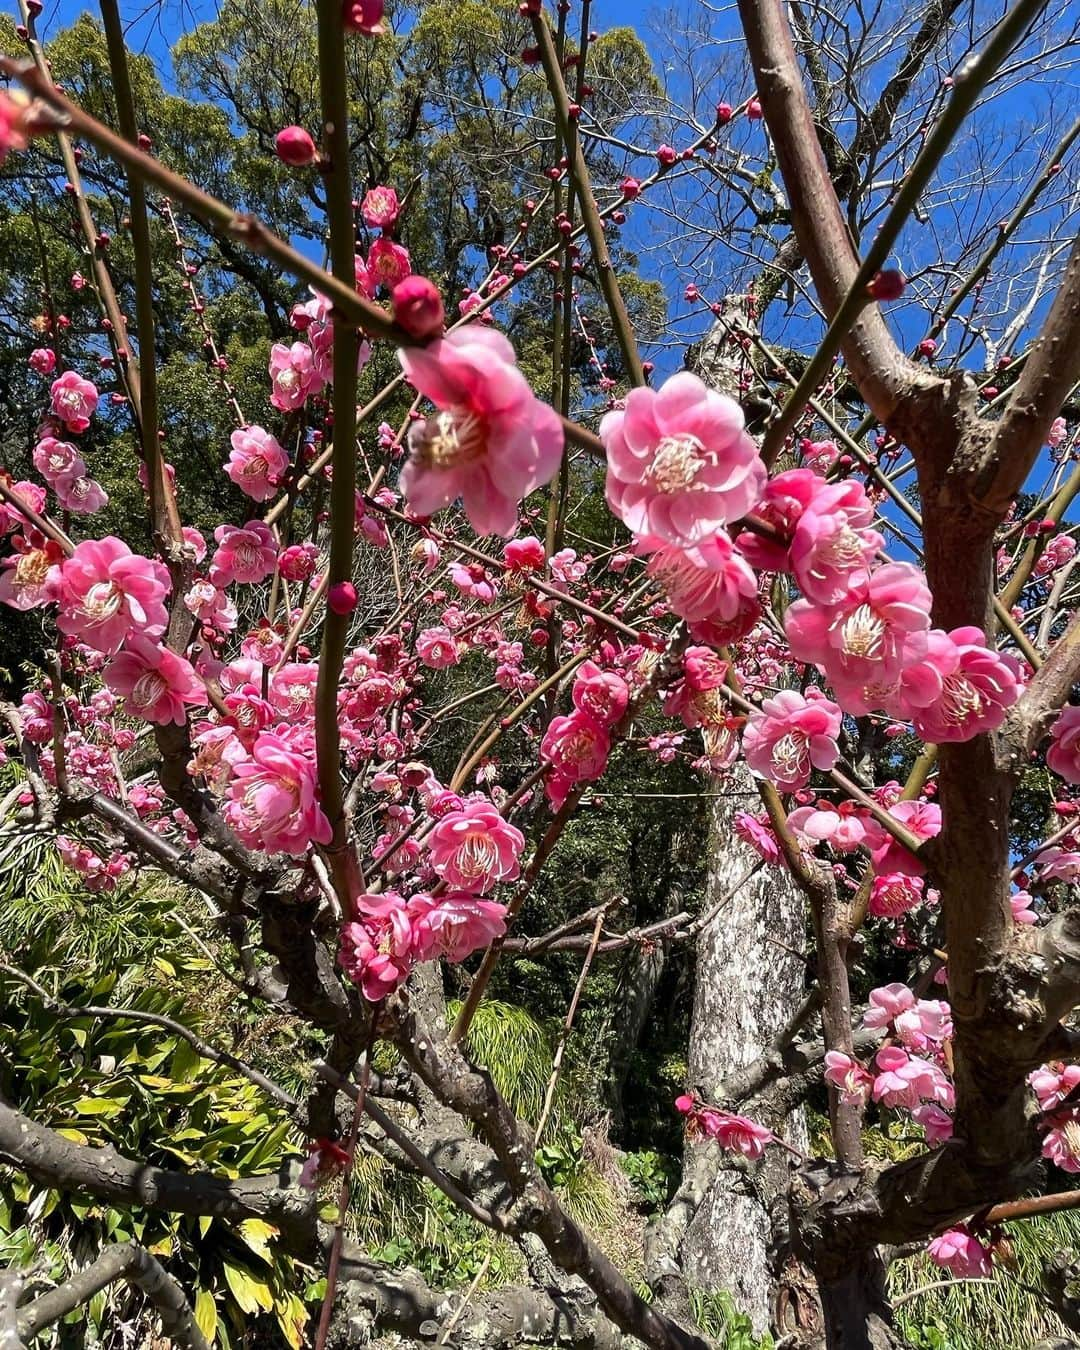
680,762,807,1335
816,1253,901,1350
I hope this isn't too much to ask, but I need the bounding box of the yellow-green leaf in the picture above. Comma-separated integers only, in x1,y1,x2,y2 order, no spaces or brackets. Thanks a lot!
222,1262,273,1315
194,1288,217,1343
72,1097,125,1117
238,1219,277,1263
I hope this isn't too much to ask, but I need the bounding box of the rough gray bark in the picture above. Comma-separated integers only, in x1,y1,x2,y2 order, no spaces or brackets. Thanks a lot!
680,761,807,1334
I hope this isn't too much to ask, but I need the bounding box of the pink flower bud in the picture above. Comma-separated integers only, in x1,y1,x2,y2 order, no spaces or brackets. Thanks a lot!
275,126,318,167
716,101,733,123
328,582,359,615
392,275,445,339
746,98,763,119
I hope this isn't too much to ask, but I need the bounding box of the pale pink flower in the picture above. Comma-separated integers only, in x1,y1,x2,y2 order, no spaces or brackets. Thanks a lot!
0,536,62,610
927,1227,992,1279
912,1103,954,1145
224,727,332,855
894,999,953,1052
1011,891,1039,924
416,626,460,668
53,471,108,514
184,578,238,632
210,521,278,586
1043,1113,1080,1173
269,341,323,411
1029,1063,1080,1111
32,436,83,484
426,799,524,894
50,371,99,433
1038,846,1080,884
105,635,207,725
46,536,170,654
743,687,842,790
412,892,507,961
339,893,422,1001
786,802,865,853
1047,706,1080,784
571,661,629,727
785,563,932,714
361,185,400,229
448,561,497,602
824,1051,873,1105
268,663,320,719
863,983,916,1029
1048,416,1068,450
645,533,758,624
909,626,1023,743
398,328,564,537
602,371,765,547
225,426,290,501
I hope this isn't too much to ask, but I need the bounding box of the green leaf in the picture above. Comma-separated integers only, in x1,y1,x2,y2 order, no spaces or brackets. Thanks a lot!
238,1218,277,1264
222,1261,274,1314
72,1097,126,1117
194,1288,218,1343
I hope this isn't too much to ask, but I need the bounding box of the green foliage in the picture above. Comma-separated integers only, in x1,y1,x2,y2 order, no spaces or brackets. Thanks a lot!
619,1149,679,1212
890,1209,1080,1350
688,1287,775,1350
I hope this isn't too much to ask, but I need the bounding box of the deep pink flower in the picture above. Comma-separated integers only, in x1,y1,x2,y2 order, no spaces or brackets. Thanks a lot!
416,625,460,668
743,687,842,790
224,728,332,855
342,0,386,34
541,710,611,799
426,799,524,894
105,635,207,725
788,480,881,606
645,533,758,623
412,892,507,961
278,543,319,583
339,894,420,1002
927,1227,992,1278
29,348,57,375
694,1109,773,1160
0,92,31,164
734,810,781,864
571,661,629,727
735,467,823,571
503,536,546,572
909,626,1023,743
824,1051,873,1105
367,237,412,290
867,872,925,918
211,521,278,586
862,800,941,877
399,328,564,537
662,647,730,728
361,184,400,229
601,371,765,547
1047,706,1080,784
392,275,444,339
225,426,289,501
46,536,170,654
785,563,932,713
50,371,99,433
1043,1114,1080,1172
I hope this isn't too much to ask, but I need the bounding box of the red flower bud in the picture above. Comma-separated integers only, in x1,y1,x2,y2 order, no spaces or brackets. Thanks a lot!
867,268,905,301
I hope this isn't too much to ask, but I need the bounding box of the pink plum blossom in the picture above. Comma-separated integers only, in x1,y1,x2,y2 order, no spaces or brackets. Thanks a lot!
54,471,108,514
46,536,170,654
416,626,460,668
734,810,782,864
571,661,629,727
224,426,290,501
786,802,866,853
824,1051,873,1105
743,687,842,790
367,237,411,289
541,710,611,805
413,892,507,961
602,371,765,547
1029,1063,1080,1111
927,1227,992,1279
788,479,880,606
361,185,400,229
224,727,332,855
867,871,926,917
912,1103,954,1145
862,800,941,877
0,535,63,610
426,799,524,894
211,521,278,586
105,635,207,725
339,892,423,1001
50,371,99,433
645,532,758,624
269,341,323,411
1047,706,1080,784
398,327,564,538
908,627,1023,743
1043,1115,1080,1172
